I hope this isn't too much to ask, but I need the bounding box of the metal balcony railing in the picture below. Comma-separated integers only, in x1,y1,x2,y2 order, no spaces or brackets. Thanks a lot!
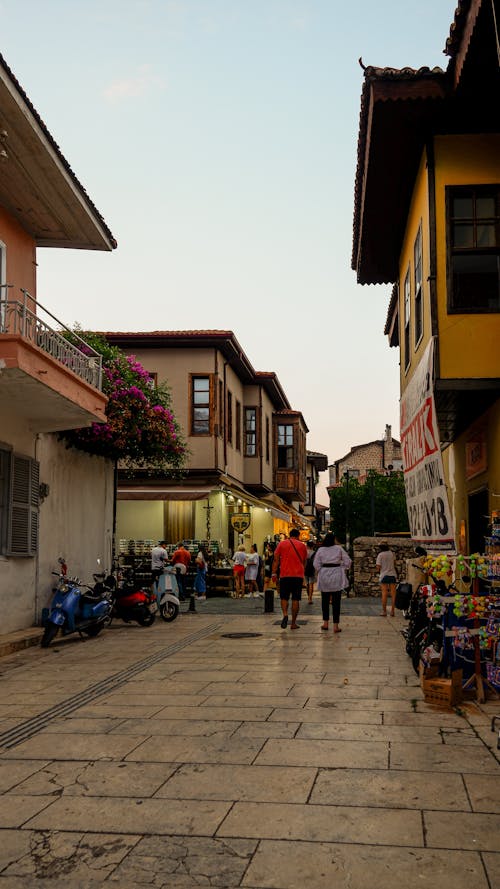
0,287,102,391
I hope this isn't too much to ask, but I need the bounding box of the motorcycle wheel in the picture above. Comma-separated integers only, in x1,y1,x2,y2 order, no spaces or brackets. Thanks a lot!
41,623,59,648
83,623,103,638
137,608,155,627
160,601,179,622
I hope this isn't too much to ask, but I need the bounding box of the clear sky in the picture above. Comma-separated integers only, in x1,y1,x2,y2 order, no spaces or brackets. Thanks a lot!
2,1,455,501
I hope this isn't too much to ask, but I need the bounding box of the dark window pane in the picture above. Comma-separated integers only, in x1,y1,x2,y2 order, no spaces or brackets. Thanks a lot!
453,196,473,217
452,254,500,309
194,407,209,421
477,223,496,248
476,196,496,218
453,223,474,248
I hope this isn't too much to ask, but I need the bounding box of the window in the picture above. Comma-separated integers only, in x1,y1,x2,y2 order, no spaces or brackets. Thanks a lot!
447,185,500,311
0,241,6,331
218,380,223,437
414,224,423,345
0,448,39,557
278,424,294,468
403,267,411,370
244,408,257,456
265,416,270,463
191,376,210,435
306,476,314,506
235,400,241,451
146,371,157,389
227,391,233,444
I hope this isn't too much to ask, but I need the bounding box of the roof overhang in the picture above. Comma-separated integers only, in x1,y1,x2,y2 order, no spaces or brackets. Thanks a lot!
352,68,448,285
0,54,116,251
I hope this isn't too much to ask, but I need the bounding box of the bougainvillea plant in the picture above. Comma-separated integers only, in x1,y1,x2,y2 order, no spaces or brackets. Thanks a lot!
60,331,187,474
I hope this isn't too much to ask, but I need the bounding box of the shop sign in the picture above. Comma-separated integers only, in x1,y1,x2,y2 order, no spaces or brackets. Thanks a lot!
231,513,251,533
400,339,454,551
465,425,487,479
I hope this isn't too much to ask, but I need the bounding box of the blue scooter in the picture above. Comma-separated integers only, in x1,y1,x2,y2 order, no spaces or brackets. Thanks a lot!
41,558,112,648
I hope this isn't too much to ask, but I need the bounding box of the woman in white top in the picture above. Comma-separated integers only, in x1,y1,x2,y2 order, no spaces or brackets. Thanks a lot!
232,544,247,598
375,542,397,617
313,532,352,633
244,544,260,597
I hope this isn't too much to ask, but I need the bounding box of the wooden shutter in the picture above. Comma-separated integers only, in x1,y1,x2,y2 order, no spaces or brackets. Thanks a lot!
7,454,40,556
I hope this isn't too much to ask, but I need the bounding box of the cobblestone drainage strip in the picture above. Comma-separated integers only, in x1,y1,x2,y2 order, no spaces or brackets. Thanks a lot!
0,621,222,751
220,632,263,639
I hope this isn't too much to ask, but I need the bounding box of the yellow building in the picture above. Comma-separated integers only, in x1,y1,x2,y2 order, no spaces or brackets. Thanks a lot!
352,0,500,553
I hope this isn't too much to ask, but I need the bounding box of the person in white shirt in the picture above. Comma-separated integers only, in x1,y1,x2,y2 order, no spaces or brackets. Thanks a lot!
313,532,352,633
232,544,247,598
375,542,397,617
244,544,260,597
151,541,167,591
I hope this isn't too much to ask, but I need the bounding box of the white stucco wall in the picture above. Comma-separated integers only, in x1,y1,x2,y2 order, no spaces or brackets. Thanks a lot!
36,437,115,626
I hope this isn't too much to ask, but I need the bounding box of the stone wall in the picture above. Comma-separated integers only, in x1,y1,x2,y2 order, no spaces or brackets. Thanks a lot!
353,536,418,597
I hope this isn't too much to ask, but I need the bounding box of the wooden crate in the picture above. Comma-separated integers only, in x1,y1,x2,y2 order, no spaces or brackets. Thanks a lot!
420,665,463,707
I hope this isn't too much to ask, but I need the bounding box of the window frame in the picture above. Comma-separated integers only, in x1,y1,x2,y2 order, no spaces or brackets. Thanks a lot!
227,391,233,445
189,375,212,436
235,399,241,451
277,423,294,469
413,223,423,347
0,241,6,331
403,266,411,372
446,184,500,314
265,415,270,463
244,407,258,457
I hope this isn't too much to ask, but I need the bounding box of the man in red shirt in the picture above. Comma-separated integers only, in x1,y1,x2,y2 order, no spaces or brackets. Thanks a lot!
171,543,191,601
271,529,307,630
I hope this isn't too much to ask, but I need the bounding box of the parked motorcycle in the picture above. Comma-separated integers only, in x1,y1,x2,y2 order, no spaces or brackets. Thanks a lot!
158,566,181,622
41,558,112,648
105,562,157,627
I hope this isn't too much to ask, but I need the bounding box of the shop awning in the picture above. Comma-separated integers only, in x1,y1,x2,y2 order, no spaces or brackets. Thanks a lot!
261,494,292,523
117,486,214,501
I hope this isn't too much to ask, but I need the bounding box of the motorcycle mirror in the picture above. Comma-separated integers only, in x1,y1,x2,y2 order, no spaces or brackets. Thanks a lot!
461,575,471,584
414,546,427,556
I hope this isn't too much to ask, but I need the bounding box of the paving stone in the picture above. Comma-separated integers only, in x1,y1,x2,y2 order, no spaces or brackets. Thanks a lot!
0,733,147,762
109,717,240,737
310,767,469,810
12,761,178,797
463,774,500,812
269,707,383,725
153,704,273,721
0,829,140,881
42,718,126,734
390,742,499,773
241,839,488,888
155,763,316,802
424,810,500,851
482,852,500,889
217,800,422,845
127,734,265,765
0,795,55,827
0,760,49,793
108,835,257,886
231,721,299,739
25,796,231,835
296,723,459,743
255,737,388,769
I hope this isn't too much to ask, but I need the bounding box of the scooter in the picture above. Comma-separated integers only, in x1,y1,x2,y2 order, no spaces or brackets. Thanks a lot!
107,563,157,626
41,558,112,648
157,566,181,622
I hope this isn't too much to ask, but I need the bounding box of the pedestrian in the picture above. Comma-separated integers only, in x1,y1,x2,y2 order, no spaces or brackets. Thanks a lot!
244,544,260,597
271,528,307,630
313,531,351,633
305,539,316,604
232,544,247,597
263,542,275,591
151,540,167,592
171,542,191,601
376,541,397,617
194,546,208,599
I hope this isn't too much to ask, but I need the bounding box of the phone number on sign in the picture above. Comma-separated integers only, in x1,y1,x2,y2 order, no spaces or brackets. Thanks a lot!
408,497,449,538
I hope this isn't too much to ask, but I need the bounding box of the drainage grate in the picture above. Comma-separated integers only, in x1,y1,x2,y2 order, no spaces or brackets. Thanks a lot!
220,632,263,639
0,621,221,750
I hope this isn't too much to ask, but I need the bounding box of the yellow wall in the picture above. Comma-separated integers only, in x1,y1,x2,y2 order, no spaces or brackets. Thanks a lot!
434,134,500,380
398,151,432,393
116,500,164,542
442,399,500,548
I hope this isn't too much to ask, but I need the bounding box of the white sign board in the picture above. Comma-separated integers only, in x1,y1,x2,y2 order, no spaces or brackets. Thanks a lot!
400,339,454,551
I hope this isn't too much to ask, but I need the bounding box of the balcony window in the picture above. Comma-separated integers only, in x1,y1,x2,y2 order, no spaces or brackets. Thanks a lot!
191,376,210,435
447,185,500,312
244,408,257,456
227,391,233,444
236,400,241,451
278,424,294,468
265,415,270,463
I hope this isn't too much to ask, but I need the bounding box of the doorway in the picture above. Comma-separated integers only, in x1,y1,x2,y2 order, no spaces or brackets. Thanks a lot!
468,488,489,554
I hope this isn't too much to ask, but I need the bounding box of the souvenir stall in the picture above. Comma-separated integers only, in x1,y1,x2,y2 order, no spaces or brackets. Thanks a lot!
419,550,500,704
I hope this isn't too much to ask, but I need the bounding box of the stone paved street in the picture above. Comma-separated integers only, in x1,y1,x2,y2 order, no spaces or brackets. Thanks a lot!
0,598,499,888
